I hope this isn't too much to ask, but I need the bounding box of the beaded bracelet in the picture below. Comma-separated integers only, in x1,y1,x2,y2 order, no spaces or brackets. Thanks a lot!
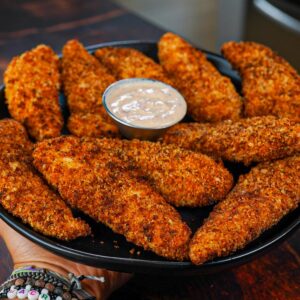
0,266,105,300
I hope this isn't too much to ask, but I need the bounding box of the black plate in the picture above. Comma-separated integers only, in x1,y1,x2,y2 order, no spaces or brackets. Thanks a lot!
0,41,299,275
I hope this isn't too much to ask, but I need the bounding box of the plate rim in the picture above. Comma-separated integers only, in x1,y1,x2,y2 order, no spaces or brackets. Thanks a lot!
1,204,299,270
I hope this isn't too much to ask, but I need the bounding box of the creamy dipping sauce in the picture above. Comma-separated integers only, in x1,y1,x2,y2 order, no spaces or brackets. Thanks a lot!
104,79,187,128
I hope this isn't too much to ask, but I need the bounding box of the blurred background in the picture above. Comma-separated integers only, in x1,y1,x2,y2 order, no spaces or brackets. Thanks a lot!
0,0,299,70
115,0,300,68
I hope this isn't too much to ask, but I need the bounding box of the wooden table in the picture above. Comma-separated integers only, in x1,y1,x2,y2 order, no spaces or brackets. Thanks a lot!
0,1,299,299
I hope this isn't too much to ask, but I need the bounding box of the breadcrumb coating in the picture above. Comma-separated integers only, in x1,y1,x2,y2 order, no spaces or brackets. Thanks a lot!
221,41,297,75
160,122,210,150
94,47,173,85
62,40,116,113
162,116,300,165
67,107,120,138
158,32,242,122
33,136,191,260
222,41,300,121
0,120,90,240
0,119,33,159
61,40,118,137
91,138,233,207
4,45,63,140
190,156,300,265
196,116,300,165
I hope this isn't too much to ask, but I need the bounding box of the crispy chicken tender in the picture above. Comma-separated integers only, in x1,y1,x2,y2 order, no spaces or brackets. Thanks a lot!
61,40,118,137
92,138,233,207
94,47,173,85
33,136,191,260
0,119,33,159
189,156,300,265
4,45,63,140
160,122,210,150
62,40,116,113
162,116,300,165
222,41,300,121
68,111,118,138
158,32,242,122
0,120,90,240
67,107,120,138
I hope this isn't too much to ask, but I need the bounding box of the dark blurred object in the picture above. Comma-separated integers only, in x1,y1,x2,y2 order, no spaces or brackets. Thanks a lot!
217,0,300,69
246,0,300,69
254,0,300,33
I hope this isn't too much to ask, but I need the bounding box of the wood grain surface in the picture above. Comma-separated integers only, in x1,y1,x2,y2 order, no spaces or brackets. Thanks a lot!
0,0,164,79
0,1,299,299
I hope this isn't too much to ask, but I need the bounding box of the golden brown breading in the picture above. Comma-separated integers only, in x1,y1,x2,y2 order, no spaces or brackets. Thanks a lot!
195,116,300,165
67,107,119,138
91,138,233,207
33,136,191,260
61,40,118,138
0,120,90,240
94,47,173,85
189,156,300,265
221,41,297,75
0,119,33,159
0,159,91,240
158,32,242,122
62,40,116,113
160,122,210,150
222,41,300,121
162,116,300,165
4,45,63,140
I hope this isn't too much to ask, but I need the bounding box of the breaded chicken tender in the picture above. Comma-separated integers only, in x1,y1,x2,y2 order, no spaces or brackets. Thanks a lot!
160,122,209,150
0,160,91,240
62,40,116,113
0,119,33,159
189,156,300,265
222,41,300,121
92,138,233,207
4,45,63,140
61,40,118,137
67,107,120,138
162,116,300,165
94,47,173,85
0,120,90,240
158,32,242,122
33,136,191,260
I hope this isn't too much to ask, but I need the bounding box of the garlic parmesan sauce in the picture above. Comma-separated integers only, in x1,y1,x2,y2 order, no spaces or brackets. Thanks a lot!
105,79,187,128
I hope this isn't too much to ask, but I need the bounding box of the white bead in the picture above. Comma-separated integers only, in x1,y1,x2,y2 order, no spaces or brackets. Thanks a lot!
38,293,50,300
25,284,32,290
10,285,16,291
41,289,48,294
17,288,28,299
7,289,17,299
27,290,39,300
55,297,63,300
